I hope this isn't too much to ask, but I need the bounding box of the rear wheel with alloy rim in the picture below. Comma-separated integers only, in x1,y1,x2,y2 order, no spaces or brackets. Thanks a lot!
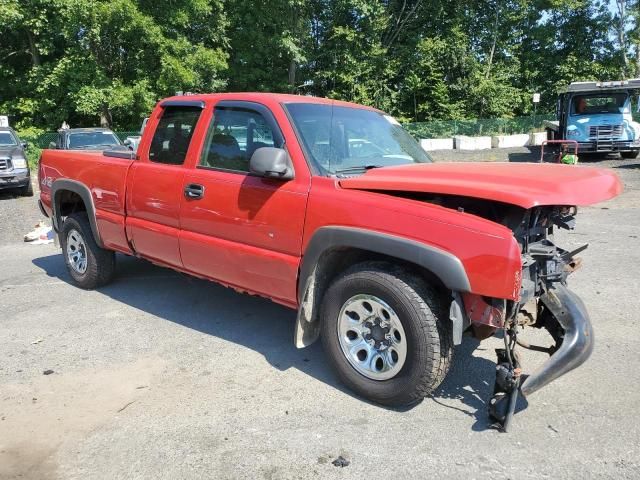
320,261,452,407
66,229,88,274
60,212,116,289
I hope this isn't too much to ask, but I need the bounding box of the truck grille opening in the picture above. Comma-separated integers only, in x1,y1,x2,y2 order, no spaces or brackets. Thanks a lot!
588,124,623,139
0,158,10,171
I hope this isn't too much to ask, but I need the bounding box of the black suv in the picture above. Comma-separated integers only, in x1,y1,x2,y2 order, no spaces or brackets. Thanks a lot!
0,127,32,197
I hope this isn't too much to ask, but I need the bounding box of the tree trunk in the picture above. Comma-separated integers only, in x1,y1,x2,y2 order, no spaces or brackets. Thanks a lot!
100,104,112,128
25,30,41,67
289,59,296,92
616,0,629,76
485,7,500,79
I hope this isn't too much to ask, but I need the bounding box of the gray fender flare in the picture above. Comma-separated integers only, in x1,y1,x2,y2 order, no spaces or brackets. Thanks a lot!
51,179,104,248
294,226,471,348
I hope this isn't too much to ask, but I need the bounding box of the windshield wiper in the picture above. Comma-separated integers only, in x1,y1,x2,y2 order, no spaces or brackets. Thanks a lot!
333,164,382,177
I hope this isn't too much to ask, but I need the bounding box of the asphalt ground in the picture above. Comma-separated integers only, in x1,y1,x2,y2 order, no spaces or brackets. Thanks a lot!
1,148,639,479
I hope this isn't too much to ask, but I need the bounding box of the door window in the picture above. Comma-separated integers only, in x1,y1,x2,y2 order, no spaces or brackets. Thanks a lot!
149,106,202,165
199,106,281,172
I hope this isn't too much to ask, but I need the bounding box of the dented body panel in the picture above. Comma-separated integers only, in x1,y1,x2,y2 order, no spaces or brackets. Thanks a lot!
338,162,622,209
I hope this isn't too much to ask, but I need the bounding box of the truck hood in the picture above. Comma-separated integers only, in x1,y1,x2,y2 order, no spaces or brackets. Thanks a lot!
0,146,23,158
338,162,622,209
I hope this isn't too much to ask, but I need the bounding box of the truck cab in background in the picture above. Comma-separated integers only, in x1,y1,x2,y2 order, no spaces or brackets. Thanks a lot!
545,79,640,159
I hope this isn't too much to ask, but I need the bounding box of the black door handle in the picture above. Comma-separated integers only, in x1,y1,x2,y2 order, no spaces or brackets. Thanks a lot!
184,183,205,199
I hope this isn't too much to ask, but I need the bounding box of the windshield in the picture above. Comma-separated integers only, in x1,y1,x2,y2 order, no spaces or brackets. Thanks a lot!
285,103,431,175
0,132,17,147
68,131,121,149
571,93,628,115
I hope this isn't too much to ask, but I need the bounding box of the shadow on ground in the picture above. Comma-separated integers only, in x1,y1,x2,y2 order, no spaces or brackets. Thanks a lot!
0,190,21,201
507,146,541,163
507,146,624,164
430,337,528,431
32,252,507,429
613,162,640,169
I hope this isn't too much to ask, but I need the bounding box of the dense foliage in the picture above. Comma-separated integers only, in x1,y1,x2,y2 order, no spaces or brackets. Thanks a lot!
1,0,639,130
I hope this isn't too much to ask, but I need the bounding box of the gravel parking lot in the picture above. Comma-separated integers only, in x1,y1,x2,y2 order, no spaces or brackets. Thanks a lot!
1,149,639,479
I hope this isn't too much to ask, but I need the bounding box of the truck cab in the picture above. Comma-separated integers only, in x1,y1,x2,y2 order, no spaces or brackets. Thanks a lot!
546,79,640,158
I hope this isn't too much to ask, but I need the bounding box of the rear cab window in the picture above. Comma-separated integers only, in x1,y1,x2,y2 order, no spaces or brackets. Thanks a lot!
149,106,203,165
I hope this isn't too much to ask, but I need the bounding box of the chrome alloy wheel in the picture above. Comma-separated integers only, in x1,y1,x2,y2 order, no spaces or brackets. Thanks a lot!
337,294,407,380
66,229,88,274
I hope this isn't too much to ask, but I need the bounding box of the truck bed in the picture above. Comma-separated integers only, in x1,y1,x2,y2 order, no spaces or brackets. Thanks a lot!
39,149,135,253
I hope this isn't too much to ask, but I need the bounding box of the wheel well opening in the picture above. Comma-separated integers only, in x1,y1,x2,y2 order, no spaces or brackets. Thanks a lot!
307,247,448,322
56,190,87,218
317,247,446,288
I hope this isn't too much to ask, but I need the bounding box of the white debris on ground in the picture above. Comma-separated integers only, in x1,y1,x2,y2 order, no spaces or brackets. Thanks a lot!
24,221,55,245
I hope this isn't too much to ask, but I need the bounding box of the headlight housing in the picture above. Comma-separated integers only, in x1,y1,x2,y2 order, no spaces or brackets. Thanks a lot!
12,157,27,169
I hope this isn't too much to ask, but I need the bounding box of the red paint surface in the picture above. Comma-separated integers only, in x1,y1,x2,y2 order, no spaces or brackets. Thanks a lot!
339,162,623,208
39,93,623,308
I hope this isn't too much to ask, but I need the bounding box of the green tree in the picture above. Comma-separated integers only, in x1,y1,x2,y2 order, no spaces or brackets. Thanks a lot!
0,0,227,129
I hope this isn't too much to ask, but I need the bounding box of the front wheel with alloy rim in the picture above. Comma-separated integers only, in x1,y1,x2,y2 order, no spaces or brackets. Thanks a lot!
60,212,116,289
320,262,452,407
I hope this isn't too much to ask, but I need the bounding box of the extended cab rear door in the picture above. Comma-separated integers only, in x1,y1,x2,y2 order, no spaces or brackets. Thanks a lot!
178,99,311,306
126,101,206,268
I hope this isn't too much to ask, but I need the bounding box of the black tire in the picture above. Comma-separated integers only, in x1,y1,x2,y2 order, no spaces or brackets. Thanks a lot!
320,262,452,407
60,212,115,289
20,180,33,197
621,150,639,159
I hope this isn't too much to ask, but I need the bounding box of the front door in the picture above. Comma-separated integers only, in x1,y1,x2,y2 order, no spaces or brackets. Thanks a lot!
179,101,309,305
127,102,204,267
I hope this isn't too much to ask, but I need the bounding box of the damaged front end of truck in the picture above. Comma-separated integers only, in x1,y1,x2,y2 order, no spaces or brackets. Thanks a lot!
338,161,622,430
458,205,594,431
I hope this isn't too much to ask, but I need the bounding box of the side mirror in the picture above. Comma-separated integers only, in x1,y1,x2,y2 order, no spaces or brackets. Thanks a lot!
48,142,56,149
21,141,28,148
103,146,136,160
249,147,293,180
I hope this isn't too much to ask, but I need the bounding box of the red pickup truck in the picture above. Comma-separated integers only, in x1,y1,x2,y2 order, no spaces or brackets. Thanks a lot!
38,93,621,430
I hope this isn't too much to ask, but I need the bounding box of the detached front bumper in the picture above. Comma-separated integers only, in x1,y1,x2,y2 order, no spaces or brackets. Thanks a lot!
520,284,594,396
0,168,30,190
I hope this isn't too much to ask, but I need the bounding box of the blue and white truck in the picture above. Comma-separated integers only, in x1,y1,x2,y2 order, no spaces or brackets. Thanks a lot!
545,79,640,159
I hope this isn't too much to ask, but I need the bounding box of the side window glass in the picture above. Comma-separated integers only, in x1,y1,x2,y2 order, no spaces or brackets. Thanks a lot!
149,106,202,165
199,107,281,172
